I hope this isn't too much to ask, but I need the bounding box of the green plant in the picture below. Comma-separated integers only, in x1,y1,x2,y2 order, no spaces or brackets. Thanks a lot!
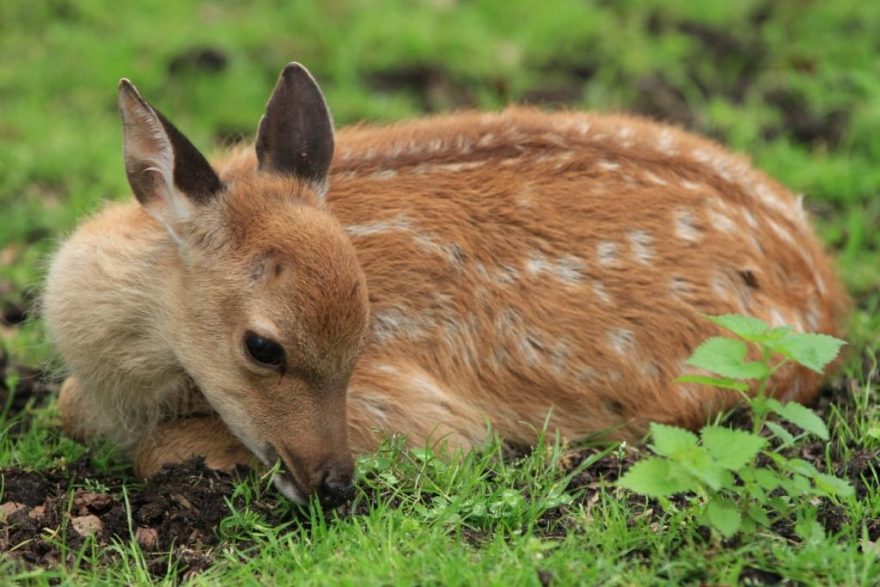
617,314,852,539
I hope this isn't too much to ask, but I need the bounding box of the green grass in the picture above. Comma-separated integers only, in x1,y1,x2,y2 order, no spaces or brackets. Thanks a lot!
1,0,879,584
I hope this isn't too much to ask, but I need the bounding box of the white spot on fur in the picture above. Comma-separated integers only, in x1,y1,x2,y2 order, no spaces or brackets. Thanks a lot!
628,230,654,264
767,218,797,247
412,233,464,267
369,169,398,180
597,160,620,171
708,209,738,234
477,133,496,147
608,328,635,355
345,215,412,237
592,280,612,304
768,307,787,327
642,171,668,186
525,253,551,277
597,241,618,265
741,207,759,229
805,300,821,331
554,255,585,284
525,253,584,284
495,265,520,284
371,307,433,343
577,365,596,384
680,180,702,191
657,128,677,155
669,276,694,297
373,363,402,376
674,210,702,242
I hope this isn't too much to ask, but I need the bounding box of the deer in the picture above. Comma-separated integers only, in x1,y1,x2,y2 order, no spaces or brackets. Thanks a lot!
42,63,847,506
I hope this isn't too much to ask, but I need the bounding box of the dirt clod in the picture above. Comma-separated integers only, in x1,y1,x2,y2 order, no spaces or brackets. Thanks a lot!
71,514,104,537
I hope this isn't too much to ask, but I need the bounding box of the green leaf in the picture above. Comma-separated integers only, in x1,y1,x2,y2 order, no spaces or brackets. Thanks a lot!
701,426,766,471
650,423,698,458
786,459,820,477
616,458,701,497
754,468,782,491
765,421,796,445
706,314,769,340
674,375,749,392
769,401,829,440
776,332,846,374
813,473,855,498
706,498,741,538
686,337,770,380
680,449,730,491
746,506,771,528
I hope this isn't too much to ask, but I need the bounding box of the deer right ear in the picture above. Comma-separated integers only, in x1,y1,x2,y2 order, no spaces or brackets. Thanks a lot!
256,63,335,197
118,79,223,243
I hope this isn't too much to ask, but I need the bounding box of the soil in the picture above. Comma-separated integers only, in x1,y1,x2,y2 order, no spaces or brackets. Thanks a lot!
0,348,57,435
0,457,259,579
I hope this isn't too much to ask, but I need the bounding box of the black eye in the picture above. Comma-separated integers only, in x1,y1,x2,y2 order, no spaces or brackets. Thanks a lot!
244,331,286,371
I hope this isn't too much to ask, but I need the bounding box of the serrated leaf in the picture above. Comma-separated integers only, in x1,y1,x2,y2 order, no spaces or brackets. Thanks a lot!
787,459,820,477
674,375,750,392
765,421,796,445
680,448,730,491
686,337,770,380
776,332,846,374
701,426,766,471
706,498,741,538
769,401,829,440
813,473,855,498
706,314,769,340
747,507,771,528
650,423,698,458
754,468,782,491
616,458,700,497
783,473,813,496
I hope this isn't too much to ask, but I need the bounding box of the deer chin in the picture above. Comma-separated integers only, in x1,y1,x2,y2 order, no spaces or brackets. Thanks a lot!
272,472,307,504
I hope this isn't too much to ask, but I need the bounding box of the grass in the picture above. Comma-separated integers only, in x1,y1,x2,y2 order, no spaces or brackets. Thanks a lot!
1,0,879,584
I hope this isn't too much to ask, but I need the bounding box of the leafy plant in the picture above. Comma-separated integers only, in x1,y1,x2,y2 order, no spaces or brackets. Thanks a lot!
617,314,852,539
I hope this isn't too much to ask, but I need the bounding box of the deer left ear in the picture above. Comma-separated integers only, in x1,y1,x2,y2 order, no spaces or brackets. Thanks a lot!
256,63,335,197
118,79,223,242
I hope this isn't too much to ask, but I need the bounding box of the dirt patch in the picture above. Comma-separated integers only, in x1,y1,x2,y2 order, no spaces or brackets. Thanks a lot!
167,46,229,76
0,457,261,578
0,349,57,434
763,88,849,148
364,65,475,112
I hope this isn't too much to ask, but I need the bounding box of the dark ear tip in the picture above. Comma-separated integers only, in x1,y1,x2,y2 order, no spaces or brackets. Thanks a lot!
280,62,318,85
118,79,146,106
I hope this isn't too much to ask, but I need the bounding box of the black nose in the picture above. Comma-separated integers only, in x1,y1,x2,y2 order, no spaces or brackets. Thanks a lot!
317,466,355,508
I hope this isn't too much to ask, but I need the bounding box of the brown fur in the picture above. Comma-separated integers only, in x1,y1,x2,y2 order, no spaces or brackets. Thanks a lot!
43,65,847,501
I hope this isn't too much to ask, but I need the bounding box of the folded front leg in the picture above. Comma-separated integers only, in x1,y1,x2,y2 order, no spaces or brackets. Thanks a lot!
133,417,258,478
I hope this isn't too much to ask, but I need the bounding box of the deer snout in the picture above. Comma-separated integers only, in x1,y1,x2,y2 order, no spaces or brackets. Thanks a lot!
270,444,355,507
317,459,356,508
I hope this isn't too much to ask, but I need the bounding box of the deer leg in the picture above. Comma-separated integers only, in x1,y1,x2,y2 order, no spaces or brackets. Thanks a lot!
133,417,258,479
58,375,102,443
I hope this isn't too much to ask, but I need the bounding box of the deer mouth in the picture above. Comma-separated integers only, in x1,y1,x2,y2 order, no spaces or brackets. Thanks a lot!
265,444,308,504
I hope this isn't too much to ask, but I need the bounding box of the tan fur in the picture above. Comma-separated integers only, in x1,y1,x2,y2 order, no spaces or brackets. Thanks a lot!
43,68,847,502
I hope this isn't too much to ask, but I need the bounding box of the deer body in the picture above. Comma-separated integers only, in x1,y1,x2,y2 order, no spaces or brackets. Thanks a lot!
43,64,846,504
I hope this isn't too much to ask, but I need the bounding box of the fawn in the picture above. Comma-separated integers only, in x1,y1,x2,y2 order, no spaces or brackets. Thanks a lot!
42,63,846,505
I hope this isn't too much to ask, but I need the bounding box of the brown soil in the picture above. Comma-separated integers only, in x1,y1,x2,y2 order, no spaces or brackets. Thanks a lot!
0,457,263,579
0,348,57,435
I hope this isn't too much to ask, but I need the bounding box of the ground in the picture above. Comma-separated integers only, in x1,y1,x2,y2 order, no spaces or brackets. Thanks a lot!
1,0,879,584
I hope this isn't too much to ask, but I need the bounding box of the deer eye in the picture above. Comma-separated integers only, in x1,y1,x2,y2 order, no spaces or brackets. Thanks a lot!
244,331,286,371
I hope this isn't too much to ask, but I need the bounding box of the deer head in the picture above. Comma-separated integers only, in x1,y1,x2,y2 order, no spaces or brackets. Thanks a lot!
117,64,369,505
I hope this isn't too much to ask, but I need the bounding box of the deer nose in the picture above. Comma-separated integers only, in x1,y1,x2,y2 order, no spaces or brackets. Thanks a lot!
316,463,355,508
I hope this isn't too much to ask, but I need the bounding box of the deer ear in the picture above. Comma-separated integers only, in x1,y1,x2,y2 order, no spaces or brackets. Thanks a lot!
118,79,223,241
256,63,335,197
